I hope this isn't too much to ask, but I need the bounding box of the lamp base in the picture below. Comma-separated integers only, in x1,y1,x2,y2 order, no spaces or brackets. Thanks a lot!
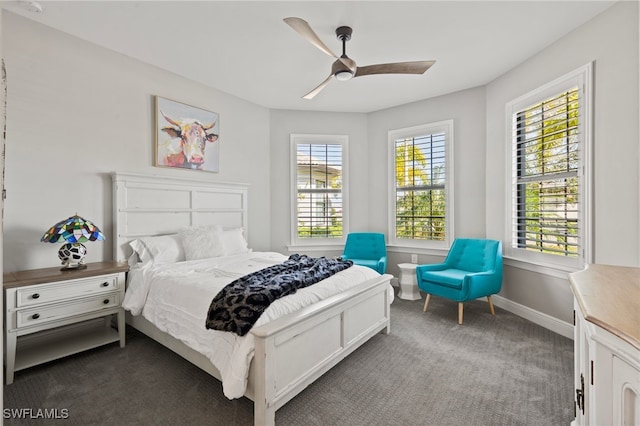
58,242,87,270
60,263,88,271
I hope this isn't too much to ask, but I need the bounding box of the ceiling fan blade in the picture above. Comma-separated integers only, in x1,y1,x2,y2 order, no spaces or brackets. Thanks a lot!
354,60,435,78
303,75,333,100
284,17,338,59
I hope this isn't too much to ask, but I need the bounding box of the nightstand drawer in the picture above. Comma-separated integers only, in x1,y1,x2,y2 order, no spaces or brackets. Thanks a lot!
16,293,121,329
15,275,119,308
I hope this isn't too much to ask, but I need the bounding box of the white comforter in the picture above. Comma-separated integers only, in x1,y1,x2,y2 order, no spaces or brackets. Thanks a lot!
122,252,390,399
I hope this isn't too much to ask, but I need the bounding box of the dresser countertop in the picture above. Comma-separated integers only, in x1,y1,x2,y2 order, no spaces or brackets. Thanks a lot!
3,261,129,289
569,264,640,351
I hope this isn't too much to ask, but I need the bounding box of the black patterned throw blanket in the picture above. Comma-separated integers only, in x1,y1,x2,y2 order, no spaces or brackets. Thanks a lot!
206,254,353,336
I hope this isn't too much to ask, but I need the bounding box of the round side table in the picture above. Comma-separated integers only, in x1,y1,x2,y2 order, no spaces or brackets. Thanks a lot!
397,263,421,301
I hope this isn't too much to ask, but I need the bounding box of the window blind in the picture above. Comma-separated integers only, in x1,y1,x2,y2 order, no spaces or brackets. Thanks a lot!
395,132,446,241
512,87,580,257
295,143,343,239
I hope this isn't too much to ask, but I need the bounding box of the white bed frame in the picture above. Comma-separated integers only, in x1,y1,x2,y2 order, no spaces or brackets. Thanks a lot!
112,172,392,426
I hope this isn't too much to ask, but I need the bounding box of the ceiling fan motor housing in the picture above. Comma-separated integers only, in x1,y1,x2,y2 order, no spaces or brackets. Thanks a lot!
332,57,356,77
335,26,352,41
333,26,355,79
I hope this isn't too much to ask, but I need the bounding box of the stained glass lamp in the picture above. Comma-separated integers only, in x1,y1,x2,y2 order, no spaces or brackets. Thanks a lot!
41,214,105,270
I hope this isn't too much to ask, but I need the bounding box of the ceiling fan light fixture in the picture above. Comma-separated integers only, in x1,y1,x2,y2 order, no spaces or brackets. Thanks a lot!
335,70,353,81
284,17,435,99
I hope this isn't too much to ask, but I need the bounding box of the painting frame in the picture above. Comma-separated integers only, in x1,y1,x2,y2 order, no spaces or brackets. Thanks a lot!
154,96,220,173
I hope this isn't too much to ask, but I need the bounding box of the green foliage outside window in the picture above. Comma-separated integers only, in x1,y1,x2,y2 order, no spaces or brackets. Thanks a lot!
395,137,446,241
517,88,579,256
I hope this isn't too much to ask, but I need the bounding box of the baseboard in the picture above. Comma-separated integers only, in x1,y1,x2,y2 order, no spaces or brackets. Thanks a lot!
492,295,573,340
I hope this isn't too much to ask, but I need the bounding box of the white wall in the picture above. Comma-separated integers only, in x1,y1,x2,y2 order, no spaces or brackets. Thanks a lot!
269,2,639,326
0,7,5,398
2,12,271,272
269,87,486,280
367,87,487,278
269,109,368,256
3,2,637,329
485,1,639,323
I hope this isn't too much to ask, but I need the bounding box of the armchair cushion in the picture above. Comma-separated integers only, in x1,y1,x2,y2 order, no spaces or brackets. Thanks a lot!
348,259,381,271
420,269,469,290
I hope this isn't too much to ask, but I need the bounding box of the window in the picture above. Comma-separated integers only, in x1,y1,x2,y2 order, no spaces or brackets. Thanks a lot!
507,64,592,269
290,134,348,245
389,120,454,250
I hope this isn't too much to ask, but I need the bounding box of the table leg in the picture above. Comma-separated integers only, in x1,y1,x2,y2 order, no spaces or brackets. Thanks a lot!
117,309,126,348
5,331,17,384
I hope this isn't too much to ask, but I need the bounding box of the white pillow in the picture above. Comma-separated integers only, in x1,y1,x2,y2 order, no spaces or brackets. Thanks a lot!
129,234,185,265
129,239,148,265
179,225,225,260
220,228,250,256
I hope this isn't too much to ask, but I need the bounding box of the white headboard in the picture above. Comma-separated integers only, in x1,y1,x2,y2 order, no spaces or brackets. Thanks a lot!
112,172,248,263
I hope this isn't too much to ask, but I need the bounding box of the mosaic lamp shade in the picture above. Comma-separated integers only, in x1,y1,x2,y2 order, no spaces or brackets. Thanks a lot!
41,215,105,270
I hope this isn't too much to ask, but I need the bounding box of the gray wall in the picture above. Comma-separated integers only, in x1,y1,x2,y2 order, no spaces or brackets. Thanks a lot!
3,13,271,271
485,1,639,323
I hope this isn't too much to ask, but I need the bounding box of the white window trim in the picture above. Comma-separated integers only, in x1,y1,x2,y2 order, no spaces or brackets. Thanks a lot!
504,63,593,272
388,120,455,251
289,133,349,248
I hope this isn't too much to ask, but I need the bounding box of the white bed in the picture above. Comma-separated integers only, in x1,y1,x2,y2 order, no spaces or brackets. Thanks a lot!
112,172,393,426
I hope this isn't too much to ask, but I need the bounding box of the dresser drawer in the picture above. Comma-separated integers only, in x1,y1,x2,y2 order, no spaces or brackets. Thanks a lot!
15,275,120,308
15,293,121,329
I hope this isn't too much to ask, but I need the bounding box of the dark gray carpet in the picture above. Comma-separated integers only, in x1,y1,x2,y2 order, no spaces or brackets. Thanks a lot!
3,291,574,425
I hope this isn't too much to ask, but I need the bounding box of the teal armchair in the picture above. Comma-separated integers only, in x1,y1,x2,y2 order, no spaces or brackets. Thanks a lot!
416,238,503,324
342,233,387,274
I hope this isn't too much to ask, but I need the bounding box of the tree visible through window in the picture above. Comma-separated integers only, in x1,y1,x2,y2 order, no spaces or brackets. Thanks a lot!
513,88,580,257
393,126,449,242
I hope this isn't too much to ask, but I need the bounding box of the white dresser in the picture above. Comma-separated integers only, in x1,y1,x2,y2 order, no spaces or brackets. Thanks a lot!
3,261,129,384
569,264,640,426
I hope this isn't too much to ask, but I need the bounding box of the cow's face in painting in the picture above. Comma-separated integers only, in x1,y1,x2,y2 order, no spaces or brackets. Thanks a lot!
160,111,218,169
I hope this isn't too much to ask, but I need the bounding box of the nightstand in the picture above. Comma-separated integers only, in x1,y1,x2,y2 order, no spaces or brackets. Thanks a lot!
3,261,128,384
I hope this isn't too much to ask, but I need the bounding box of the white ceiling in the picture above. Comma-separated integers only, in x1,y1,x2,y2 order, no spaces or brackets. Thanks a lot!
3,0,616,113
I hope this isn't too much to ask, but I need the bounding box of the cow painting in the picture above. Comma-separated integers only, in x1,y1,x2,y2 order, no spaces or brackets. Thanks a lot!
155,98,220,171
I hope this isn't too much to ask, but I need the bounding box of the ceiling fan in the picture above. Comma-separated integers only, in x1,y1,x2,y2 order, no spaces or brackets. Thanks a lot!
283,17,435,100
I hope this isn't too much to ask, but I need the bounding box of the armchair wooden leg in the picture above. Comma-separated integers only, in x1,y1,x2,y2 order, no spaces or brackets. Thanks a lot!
487,295,496,316
458,303,463,325
423,294,431,312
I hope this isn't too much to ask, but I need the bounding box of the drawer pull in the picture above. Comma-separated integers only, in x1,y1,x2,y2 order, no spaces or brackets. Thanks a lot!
32,313,40,320
101,282,110,287
103,299,110,304
32,293,40,299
